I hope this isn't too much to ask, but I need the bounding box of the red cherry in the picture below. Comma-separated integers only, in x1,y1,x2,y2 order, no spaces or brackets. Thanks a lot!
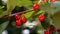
51,0,58,2
39,15,45,22
44,30,50,34
16,19,22,26
49,25,55,32
33,4,40,11
21,17,27,23
57,29,60,32
15,14,20,20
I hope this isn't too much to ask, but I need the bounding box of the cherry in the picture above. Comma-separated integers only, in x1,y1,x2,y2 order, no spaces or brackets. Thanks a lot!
51,0,58,2
33,4,40,11
57,29,60,32
16,19,22,26
21,17,27,24
44,30,50,34
38,15,45,22
49,25,55,32
15,14,20,20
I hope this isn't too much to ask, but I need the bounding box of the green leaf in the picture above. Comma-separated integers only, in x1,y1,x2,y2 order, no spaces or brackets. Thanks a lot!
0,9,7,18
25,10,44,20
25,11,34,19
16,0,38,8
0,11,8,18
30,10,44,20
0,0,16,18
0,21,9,33
34,10,44,16
7,0,16,15
0,9,3,14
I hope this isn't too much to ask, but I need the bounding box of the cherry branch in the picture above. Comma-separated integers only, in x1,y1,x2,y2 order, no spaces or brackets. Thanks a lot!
3,9,33,18
2,0,41,18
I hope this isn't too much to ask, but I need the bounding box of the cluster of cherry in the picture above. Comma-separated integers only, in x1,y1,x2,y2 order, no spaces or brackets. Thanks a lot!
14,0,59,27
1,0,60,34
15,14,27,26
14,3,46,27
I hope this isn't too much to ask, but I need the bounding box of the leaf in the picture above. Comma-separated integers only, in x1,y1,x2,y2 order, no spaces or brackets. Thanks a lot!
34,10,44,16
0,21,9,33
0,0,16,18
16,0,38,8
7,0,16,15
25,10,44,20
0,9,3,14
0,9,7,18
25,11,34,19
0,11,8,18
31,10,44,19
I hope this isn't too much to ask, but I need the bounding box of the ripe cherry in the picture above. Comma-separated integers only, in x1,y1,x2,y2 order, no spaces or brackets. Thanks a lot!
49,25,55,32
51,0,58,2
33,4,40,11
16,19,22,26
44,30,50,34
21,17,27,24
15,14,20,20
39,15,45,22
57,29,60,32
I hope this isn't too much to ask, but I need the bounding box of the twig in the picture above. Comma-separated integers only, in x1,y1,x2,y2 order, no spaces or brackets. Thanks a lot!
3,9,33,18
